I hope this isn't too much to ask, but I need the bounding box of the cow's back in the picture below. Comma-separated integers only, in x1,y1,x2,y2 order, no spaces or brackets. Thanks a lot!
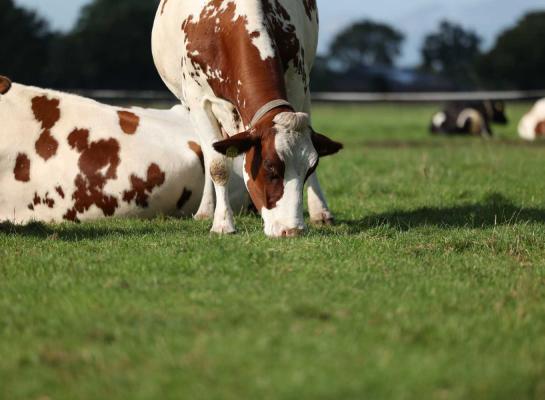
152,0,319,113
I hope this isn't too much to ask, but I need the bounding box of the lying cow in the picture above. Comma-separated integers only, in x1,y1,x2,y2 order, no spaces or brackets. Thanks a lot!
0,76,250,225
430,100,508,137
518,99,545,141
153,0,343,237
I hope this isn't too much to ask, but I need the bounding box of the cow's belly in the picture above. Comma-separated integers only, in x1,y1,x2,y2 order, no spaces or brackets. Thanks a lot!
0,135,203,224
0,135,249,225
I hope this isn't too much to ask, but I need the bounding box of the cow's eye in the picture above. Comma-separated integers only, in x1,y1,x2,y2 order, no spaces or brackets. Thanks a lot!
263,160,281,182
263,160,275,174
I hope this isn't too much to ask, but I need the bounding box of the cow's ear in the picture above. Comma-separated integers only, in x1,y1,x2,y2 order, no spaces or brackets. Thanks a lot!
312,131,343,157
213,131,258,158
0,76,12,95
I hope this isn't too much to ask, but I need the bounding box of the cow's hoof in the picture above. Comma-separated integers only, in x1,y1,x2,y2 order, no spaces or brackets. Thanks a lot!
210,226,236,235
310,212,335,226
194,212,213,221
211,221,236,235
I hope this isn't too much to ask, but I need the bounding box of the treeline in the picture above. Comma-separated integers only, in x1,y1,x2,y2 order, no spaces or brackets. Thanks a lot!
1,0,544,92
0,0,162,90
313,12,545,92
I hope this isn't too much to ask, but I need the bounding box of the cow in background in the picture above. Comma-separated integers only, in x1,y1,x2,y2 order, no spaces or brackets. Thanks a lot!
152,0,343,237
519,99,545,141
430,100,508,137
0,76,250,224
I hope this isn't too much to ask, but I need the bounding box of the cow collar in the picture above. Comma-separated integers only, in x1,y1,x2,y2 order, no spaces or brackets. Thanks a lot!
250,99,293,128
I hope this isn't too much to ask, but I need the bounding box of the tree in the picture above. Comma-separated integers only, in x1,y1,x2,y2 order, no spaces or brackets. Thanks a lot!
46,0,163,90
329,20,405,70
310,55,336,91
0,0,54,85
421,21,481,88
478,12,545,90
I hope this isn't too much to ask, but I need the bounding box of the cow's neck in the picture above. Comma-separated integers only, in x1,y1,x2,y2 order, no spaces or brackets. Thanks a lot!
224,51,289,128
182,1,292,128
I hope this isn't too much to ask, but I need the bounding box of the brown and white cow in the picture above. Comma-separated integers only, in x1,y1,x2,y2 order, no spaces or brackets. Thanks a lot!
152,0,342,237
519,99,545,141
0,76,250,224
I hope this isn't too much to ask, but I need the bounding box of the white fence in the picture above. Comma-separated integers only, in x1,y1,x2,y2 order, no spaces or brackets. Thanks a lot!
76,89,545,104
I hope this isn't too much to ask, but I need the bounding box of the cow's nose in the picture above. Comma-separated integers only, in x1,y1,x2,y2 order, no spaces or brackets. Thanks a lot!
281,228,304,238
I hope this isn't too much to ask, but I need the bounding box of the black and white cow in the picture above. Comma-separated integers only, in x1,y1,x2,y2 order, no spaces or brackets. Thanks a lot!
430,100,508,137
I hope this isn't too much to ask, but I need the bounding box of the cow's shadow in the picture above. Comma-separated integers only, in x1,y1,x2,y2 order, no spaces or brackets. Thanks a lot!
0,220,165,241
3,193,544,240
340,193,545,234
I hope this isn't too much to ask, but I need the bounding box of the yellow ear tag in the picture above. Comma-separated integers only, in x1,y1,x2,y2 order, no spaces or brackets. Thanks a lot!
226,146,239,158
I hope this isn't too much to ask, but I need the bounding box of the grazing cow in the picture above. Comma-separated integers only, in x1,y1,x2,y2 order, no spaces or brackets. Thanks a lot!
518,99,545,141
430,100,508,137
152,0,343,237
0,76,250,224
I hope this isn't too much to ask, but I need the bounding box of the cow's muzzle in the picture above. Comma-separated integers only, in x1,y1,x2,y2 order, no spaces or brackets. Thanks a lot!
281,228,304,238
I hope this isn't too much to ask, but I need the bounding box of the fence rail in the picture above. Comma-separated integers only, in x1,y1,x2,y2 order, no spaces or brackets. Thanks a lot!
311,90,545,103
76,89,545,104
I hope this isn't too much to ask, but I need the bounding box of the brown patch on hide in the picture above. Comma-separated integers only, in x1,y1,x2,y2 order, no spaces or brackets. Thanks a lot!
63,128,120,221
302,0,317,19
32,95,60,160
122,163,166,208
55,186,65,199
243,117,285,210
188,141,205,173
14,153,31,182
31,192,55,209
0,76,12,94
117,110,140,135
535,120,545,137
161,0,169,14
262,0,308,90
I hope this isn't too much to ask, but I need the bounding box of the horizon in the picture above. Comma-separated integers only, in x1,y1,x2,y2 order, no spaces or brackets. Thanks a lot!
14,0,545,66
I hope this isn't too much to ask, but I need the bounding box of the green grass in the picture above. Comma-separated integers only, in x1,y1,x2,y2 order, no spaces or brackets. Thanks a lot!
2,102,545,400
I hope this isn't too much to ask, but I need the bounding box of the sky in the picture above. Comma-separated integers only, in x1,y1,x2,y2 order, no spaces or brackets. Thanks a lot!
14,0,545,66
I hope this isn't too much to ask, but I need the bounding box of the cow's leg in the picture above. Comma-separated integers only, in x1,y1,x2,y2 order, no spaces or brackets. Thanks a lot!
190,103,236,234
307,172,334,225
303,94,335,225
210,155,235,234
194,171,215,220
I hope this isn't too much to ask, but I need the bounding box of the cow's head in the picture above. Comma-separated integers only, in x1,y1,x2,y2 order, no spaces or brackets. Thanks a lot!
214,111,342,237
486,100,508,125
0,76,12,95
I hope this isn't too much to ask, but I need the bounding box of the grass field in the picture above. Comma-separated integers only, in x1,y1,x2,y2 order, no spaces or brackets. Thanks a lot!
2,102,545,399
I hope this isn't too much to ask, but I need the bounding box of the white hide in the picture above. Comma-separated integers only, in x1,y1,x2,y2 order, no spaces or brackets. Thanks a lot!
519,99,545,141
